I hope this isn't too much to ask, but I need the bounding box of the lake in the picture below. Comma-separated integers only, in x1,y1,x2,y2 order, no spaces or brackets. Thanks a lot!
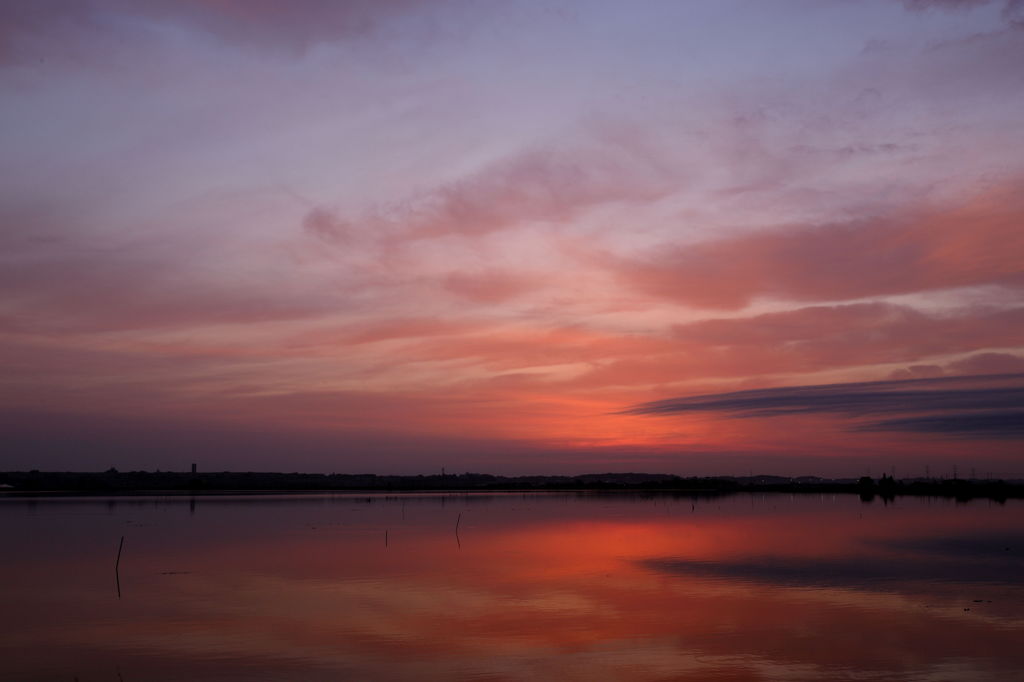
1,492,1022,681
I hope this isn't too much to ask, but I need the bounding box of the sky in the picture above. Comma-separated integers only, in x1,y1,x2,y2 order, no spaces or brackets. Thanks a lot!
1,0,1023,476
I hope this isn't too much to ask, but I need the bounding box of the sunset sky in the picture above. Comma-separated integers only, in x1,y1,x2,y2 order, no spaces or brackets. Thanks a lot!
2,0,1023,476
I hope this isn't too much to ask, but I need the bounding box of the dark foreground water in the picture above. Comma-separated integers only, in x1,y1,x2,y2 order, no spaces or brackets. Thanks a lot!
1,492,1022,681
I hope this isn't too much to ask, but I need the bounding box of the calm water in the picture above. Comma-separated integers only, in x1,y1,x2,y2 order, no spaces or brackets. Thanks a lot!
1,492,1022,681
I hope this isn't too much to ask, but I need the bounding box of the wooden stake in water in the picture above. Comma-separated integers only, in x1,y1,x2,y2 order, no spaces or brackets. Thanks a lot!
115,535,125,599
455,512,462,549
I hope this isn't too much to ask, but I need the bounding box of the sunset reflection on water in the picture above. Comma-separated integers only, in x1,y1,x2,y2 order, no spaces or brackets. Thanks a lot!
2,493,1022,681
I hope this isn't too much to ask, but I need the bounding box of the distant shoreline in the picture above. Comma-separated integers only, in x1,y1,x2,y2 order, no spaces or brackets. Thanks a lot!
1,470,1021,501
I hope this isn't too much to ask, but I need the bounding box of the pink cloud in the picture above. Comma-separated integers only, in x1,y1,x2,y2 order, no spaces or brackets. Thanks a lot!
441,270,542,304
287,317,483,347
383,326,670,374
304,143,676,246
946,351,1024,374
888,364,947,381
302,208,353,245
564,302,1024,390
607,180,1024,308
0,246,338,333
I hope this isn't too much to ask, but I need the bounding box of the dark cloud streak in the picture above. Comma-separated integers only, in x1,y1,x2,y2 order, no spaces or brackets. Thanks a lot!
858,411,1024,437
623,373,1024,438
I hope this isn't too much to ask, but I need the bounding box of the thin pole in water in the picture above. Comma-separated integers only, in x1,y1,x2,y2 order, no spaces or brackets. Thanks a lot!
115,535,125,599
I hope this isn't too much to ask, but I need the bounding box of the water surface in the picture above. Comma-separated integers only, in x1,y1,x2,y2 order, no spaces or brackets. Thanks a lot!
2,492,1022,681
